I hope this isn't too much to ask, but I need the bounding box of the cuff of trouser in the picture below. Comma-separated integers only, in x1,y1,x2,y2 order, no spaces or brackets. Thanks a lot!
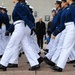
30,62,39,67
57,64,64,69
0,62,7,67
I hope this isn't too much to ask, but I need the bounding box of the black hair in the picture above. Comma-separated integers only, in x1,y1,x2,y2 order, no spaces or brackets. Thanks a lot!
55,1,62,7
19,0,25,3
72,0,75,2
62,0,67,2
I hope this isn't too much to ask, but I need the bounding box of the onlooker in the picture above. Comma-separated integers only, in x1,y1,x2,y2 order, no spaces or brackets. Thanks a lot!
36,18,46,49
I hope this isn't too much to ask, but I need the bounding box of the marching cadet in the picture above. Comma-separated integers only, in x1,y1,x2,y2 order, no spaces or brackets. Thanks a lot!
50,0,75,65
44,0,62,53
45,0,69,68
44,8,56,54
7,0,43,68
44,0,62,64
1,7,10,54
44,0,75,70
0,6,4,58
0,0,40,71
50,0,75,72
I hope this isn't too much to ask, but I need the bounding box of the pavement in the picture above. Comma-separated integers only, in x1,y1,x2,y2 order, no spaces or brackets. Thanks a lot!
0,43,75,75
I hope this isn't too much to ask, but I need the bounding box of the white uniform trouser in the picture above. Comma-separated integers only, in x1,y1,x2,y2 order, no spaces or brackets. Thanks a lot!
56,22,75,69
0,29,3,55
51,29,67,63
46,33,61,60
69,46,75,61
51,29,75,64
0,20,39,67
9,26,40,64
30,33,40,53
1,25,7,54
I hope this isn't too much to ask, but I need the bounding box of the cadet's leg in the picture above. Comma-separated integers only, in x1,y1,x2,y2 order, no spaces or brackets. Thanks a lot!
0,22,26,67
57,24,75,69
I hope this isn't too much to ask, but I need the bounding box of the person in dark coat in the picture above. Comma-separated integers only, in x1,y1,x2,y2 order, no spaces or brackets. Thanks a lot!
36,18,46,49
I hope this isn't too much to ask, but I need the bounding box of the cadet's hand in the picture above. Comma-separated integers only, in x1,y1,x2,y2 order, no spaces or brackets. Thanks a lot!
52,35,56,39
47,30,52,36
30,28,36,35
5,31,9,36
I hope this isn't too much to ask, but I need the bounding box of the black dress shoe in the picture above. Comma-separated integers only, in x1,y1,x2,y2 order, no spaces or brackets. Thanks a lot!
44,57,55,66
38,57,43,64
19,53,22,57
73,65,75,67
44,52,47,55
8,63,18,68
27,61,29,64
50,66,63,72
29,65,40,71
0,64,7,71
0,55,3,58
67,60,75,64
38,52,41,55
43,49,49,53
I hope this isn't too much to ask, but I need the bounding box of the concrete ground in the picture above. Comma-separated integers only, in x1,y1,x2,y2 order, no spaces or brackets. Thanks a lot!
0,51,75,75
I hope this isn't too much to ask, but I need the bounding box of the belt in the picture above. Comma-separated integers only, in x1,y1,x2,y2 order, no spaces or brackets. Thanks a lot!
65,22,74,26
13,20,24,25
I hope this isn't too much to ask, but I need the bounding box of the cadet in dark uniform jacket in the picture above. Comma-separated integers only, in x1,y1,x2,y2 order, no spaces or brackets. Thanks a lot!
0,8,5,58
0,0,40,71
51,0,75,72
36,18,46,49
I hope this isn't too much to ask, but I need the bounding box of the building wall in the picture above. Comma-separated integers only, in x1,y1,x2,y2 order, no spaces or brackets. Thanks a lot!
0,0,55,22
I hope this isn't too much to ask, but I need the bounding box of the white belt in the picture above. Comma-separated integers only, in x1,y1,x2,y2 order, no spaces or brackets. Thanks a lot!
13,20,24,25
65,22,74,26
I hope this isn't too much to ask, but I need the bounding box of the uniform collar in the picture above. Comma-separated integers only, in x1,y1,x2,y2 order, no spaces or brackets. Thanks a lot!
63,6,69,10
16,2,20,6
70,2,75,6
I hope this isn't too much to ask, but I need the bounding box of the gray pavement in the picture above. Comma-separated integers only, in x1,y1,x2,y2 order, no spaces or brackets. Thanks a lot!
0,52,75,75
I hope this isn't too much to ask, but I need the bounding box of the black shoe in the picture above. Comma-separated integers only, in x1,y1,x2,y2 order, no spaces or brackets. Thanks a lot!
73,65,75,67
50,66,63,72
38,57,43,64
27,61,29,64
21,52,24,54
0,64,7,71
29,65,40,71
19,53,22,57
38,52,41,55
67,60,75,64
7,63,18,68
43,49,49,53
0,55,3,58
44,57,55,66
44,52,47,55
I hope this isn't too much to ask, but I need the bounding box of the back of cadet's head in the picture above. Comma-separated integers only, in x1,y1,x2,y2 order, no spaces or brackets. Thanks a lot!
55,0,62,7
62,0,67,2
72,0,75,2
19,0,25,3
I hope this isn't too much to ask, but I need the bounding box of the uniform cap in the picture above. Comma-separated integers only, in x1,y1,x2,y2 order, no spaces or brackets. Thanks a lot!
55,0,62,4
29,6,34,10
0,6,3,9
